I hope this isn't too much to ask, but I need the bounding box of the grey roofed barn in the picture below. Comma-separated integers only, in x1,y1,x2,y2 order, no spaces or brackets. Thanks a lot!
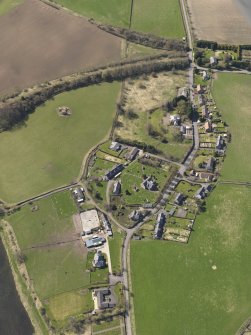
154,212,166,239
104,164,124,181
125,147,139,161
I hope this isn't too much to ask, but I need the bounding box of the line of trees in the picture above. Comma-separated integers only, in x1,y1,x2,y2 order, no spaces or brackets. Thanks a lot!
0,58,189,131
90,19,188,51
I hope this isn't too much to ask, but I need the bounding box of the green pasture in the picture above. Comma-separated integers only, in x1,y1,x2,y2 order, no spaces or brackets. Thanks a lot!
92,317,121,332
131,185,251,334
131,0,185,38
25,245,89,299
54,0,131,27
212,73,251,181
9,192,77,249
0,83,120,203
0,0,23,15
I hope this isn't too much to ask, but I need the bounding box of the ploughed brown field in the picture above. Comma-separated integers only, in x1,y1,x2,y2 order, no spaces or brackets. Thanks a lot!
0,0,121,95
187,0,251,44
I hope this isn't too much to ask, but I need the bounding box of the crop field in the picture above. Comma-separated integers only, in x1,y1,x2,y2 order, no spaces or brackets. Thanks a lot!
131,0,185,38
54,0,131,27
0,0,121,95
212,73,251,181
0,82,120,203
187,0,251,44
131,184,251,335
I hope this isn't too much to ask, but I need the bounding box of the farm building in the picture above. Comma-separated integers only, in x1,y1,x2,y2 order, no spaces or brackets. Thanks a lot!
93,250,106,269
104,164,124,181
125,147,139,161
93,288,116,310
81,209,100,235
85,236,106,248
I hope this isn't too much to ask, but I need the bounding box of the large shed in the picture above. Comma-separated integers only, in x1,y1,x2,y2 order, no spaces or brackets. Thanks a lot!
81,209,100,235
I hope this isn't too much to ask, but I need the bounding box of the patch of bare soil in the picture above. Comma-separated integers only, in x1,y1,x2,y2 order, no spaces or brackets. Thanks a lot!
187,0,251,44
0,0,121,95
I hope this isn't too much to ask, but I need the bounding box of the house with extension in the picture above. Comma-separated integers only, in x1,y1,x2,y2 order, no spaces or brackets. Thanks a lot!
210,56,217,65
198,94,205,106
195,186,206,200
142,176,158,191
73,188,85,203
129,210,142,222
109,142,121,152
201,105,209,119
205,121,212,133
93,250,106,269
215,135,225,153
100,213,113,237
93,288,116,310
177,87,189,100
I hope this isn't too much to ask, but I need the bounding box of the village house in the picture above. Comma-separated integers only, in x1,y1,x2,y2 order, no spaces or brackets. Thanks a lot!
113,180,121,195
104,164,124,181
93,288,116,310
215,135,225,152
100,213,113,237
142,176,158,191
199,172,214,182
195,186,206,200
204,121,212,133
175,193,185,205
170,114,181,126
206,156,215,172
125,147,139,161
202,70,209,80
73,187,85,203
201,105,209,119
177,87,189,100
129,210,143,222
109,141,121,152
197,84,203,94
154,212,166,239
93,250,106,269
210,56,218,65
198,94,205,106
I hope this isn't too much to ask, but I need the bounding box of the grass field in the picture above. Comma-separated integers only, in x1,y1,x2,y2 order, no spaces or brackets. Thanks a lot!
131,184,251,335
109,231,124,274
9,192,77,249
0,83,120,203
8,191,92,321
212,73,251,181
131,0,185,38
0,0,23,15
54,0,131,27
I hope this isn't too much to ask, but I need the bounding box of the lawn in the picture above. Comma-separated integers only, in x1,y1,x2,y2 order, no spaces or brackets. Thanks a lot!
131,185,251,335
54,0,131,27
47,289,93,321
131,0,185,38
9,191,77,249
92,317,121,332
25,245,89,299
0,83,120,203
0,0,23,15
212,73,251,181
